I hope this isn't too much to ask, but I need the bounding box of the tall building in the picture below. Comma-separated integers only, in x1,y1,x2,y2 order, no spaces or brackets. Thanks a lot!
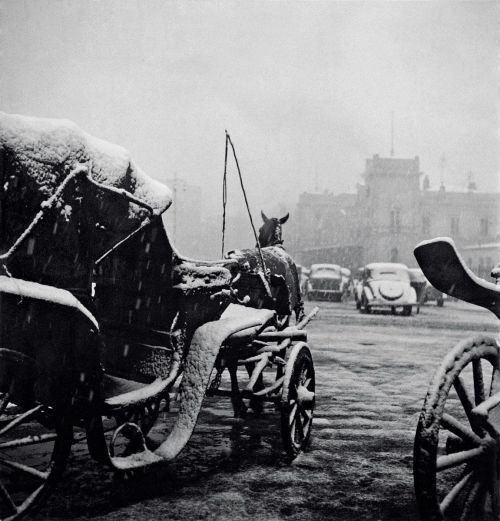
292,154,500,275
162,177,203,257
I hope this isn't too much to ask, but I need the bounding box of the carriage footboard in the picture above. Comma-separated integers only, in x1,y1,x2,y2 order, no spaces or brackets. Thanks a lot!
106,315,266,470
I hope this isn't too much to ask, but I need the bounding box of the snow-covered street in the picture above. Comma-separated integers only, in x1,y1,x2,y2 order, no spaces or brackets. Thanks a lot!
33,300,499,521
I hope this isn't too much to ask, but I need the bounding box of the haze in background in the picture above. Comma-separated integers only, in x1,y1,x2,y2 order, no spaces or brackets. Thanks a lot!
0,0,498,255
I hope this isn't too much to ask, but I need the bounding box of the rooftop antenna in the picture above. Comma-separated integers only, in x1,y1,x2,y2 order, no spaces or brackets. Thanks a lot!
390,111,395,157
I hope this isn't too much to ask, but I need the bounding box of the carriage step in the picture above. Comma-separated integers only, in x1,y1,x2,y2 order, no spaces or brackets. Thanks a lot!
103,374,165,408
110,446,163,470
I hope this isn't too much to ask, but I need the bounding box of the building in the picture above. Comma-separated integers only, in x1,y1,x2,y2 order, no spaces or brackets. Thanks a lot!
292,154,500,276
162,177,203,257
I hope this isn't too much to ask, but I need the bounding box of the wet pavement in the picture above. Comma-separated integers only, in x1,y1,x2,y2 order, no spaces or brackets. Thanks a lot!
35,300,499,520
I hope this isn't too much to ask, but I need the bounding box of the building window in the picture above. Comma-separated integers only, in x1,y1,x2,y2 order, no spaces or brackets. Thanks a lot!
480,218,489,237
390,207,401,234
451,217,459,236
422,216,430,235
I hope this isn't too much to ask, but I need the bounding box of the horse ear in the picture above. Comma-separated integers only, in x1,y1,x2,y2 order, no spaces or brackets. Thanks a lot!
261,210,269,223
279,213,289,224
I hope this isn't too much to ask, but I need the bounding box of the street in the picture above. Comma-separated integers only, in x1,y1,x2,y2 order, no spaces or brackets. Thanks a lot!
36,300,500,521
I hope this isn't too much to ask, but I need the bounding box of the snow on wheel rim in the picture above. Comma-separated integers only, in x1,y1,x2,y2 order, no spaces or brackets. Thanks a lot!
0,398,72,521
414,335,500,521
281,342,315,459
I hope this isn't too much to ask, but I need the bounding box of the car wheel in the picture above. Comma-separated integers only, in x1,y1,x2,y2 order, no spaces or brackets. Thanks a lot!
402,305,412,316
361,295,371,314
437,297,444,307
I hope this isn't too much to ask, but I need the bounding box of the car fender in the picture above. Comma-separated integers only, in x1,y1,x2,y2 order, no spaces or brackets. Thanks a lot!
363,285,374,301
408,286,417,303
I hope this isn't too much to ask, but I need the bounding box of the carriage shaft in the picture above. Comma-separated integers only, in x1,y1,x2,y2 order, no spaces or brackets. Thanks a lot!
208,388,280,402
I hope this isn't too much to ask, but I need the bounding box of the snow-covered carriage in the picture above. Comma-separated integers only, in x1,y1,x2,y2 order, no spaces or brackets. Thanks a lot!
413,237,500,521
0,112,317,519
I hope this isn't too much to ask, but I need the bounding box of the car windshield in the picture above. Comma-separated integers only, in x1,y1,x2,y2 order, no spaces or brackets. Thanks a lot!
368,268,409,281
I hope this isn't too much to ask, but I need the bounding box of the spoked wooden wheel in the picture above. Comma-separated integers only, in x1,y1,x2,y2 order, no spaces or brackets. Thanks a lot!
414,336,500,521
0,395,72,520
280,343,315,459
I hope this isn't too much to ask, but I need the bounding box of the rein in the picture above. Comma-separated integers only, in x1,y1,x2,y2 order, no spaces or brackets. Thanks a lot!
221,132,269,285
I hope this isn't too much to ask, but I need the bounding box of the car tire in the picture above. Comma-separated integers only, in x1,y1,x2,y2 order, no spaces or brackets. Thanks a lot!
402,305,412,316
437,297,444,307
361,296,371,314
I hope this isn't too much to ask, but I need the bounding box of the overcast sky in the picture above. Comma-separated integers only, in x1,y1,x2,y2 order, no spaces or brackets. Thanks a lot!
1,0,498,219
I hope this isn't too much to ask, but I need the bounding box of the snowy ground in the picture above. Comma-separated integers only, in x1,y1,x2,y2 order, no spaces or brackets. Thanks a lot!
35,300,499,521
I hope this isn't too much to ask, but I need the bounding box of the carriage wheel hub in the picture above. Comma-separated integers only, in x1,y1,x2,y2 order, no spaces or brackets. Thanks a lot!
296,385,314,405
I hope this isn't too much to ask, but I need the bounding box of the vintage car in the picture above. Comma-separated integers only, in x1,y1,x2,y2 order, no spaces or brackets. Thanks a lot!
355,262,417,315
305,263,348,301
340,267,352,297
296,264,310,297
409,268,446,307
408,268,427,304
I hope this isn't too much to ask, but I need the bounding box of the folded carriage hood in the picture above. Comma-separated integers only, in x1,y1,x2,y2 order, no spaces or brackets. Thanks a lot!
0,111,172,218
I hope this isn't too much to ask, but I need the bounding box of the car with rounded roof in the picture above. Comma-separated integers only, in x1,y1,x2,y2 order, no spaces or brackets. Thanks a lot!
305,263,348,302
355,262,417,315
408,268,445,307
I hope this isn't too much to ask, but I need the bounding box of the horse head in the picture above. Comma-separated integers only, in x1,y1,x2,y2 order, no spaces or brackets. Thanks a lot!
257,211,289,247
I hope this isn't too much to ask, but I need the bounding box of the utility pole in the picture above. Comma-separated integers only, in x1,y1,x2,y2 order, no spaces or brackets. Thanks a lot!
390,111,395,157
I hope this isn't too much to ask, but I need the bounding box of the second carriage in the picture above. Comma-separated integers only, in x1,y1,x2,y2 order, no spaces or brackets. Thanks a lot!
413,237,500,521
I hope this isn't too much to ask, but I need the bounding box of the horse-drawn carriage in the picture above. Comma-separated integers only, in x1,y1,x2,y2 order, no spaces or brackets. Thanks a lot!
413,238,500,520
0,112,317,519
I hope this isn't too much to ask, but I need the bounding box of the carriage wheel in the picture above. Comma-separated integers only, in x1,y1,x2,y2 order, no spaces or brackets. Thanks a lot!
280,343,315,459
0,395,72,520
414,336,500,521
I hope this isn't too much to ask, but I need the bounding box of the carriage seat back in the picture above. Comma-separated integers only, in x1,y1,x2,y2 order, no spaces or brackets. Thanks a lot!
93,220,178,383
414,237,500,318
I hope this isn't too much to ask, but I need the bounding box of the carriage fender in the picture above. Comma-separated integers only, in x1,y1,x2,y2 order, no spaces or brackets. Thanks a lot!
154,315,265,461
0,275,98,330
0,276,102,410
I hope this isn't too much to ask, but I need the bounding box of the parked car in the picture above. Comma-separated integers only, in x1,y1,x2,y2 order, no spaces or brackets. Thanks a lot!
340,267,352,297
409,268,446,307
408,268,427,305
425,284,445,306
355,262,417,315
296,264,310,298
305,263,348,301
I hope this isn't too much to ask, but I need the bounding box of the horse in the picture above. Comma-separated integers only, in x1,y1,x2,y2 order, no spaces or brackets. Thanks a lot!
257,211,289,247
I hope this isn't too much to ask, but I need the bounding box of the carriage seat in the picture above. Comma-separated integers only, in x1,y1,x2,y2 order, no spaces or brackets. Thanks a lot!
222,304,275,342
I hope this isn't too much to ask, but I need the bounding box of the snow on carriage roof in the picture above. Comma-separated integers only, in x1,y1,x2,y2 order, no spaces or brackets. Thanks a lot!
0,111,173,214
